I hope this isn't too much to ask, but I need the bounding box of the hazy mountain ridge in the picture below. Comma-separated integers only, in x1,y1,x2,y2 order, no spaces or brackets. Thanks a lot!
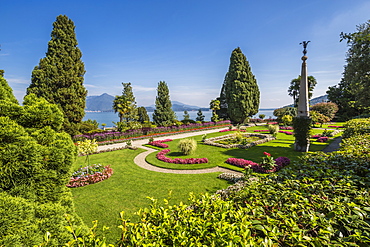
85,94,210,112
283,95,329,108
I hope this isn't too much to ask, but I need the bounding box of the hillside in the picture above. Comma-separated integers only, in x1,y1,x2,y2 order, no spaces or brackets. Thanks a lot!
85,93,115,112
283,94,329,108
85,93,209,112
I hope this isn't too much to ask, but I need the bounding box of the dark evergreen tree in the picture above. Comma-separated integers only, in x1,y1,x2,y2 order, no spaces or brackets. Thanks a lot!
27,15,87,135
196,109,205,122
223,47,260,124
153,81,176,126
137,106,150,123
327,20,370,119
216,84,228,119
113,82,138,123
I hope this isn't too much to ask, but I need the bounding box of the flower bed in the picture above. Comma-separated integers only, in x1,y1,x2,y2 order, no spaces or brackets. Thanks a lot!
148,139,173,148
328,125,344,128
225,156,290,173
156,149,208,164
279,126,294,130
73,121,231,145
317,136,329,142
278,130,294,135
253,130,269,132
67,164,113,188
204,133,275,149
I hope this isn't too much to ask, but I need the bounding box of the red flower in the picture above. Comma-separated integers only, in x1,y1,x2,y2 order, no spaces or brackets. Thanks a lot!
263,152,271,156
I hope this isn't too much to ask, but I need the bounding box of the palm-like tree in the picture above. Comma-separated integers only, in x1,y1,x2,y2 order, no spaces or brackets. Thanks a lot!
288,75,317,107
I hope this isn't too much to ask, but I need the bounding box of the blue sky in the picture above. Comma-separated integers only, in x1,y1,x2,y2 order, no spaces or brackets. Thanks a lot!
1,0,369,108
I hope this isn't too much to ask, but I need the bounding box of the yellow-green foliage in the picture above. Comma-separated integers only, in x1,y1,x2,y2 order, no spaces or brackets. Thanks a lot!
268,124,279,137
178,138,197,155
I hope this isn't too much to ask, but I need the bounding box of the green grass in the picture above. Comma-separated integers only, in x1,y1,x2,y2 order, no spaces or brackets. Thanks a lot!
145,126,339,170
71,124,343,243
71,149,230,243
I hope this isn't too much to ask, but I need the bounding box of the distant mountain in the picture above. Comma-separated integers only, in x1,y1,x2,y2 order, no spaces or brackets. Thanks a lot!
85,93,209,112
85,93,115,112
283,94,329,108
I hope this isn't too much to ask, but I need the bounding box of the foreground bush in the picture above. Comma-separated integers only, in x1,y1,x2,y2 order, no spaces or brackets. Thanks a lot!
342,118,370,138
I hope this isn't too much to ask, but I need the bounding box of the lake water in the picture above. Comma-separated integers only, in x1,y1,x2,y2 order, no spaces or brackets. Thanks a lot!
83,110,275,128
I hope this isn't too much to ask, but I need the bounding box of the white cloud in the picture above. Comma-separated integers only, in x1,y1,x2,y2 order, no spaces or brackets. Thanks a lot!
133,85,156,92
7,78,29,85
84,83,98,88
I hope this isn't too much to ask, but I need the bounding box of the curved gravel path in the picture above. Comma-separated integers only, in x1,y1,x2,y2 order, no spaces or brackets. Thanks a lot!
98,127,241,174
97,127,342,174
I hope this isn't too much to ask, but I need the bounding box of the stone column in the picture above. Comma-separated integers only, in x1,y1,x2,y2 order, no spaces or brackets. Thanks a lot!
297,56,309,118
294,55,311,152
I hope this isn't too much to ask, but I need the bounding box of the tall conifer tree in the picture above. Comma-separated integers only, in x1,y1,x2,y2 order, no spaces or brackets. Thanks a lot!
223,47,260,123
27,15,87,134
0,70,18,104
113,82,138,123
153,81,176,126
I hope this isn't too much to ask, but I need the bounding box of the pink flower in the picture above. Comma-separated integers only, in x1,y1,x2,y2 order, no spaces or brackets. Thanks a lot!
263,152,271,156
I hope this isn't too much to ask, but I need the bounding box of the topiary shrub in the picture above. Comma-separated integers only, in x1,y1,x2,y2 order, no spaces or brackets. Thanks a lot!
178,138,197,155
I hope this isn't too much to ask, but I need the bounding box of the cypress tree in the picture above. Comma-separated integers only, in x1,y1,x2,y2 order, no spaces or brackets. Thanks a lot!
137,106,150,123
27,15,87,135
153,81,176,126
223,47,260,124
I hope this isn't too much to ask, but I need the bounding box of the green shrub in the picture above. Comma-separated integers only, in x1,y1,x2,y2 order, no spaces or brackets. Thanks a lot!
268,124,279,137
342,118,370,138
178,138,197,155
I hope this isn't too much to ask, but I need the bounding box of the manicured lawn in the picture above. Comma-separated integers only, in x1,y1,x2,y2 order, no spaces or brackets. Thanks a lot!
146,125,340,170
71,124,343,243
70,149,230,243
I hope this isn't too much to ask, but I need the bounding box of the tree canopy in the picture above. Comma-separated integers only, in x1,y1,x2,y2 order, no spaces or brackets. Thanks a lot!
288,75,317,107
223,47,260,123
27,15,87,135
113,82,138,123
153,81,176,126
327,20,370,120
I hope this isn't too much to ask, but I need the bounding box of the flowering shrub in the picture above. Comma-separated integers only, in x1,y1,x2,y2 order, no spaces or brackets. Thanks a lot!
225,154,290,173
311,134,321,139
317,136,329,142
156,149,208,164
148,139,173,148
67,164,113,188
260,152,276,170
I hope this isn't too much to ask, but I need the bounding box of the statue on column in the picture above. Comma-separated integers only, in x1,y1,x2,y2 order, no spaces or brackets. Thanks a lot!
299,41,310,56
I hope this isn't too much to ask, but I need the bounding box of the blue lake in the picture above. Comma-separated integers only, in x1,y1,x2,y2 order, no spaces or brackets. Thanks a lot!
83,110,275,128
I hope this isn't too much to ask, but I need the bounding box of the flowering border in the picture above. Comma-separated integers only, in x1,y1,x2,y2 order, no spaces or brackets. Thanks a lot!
67,165,113,188
148,139,173,148
156,149,208,164
225,157,290,173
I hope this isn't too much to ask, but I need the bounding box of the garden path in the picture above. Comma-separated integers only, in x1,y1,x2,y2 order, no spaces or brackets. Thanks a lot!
97,126,342,174
98,127,242,174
